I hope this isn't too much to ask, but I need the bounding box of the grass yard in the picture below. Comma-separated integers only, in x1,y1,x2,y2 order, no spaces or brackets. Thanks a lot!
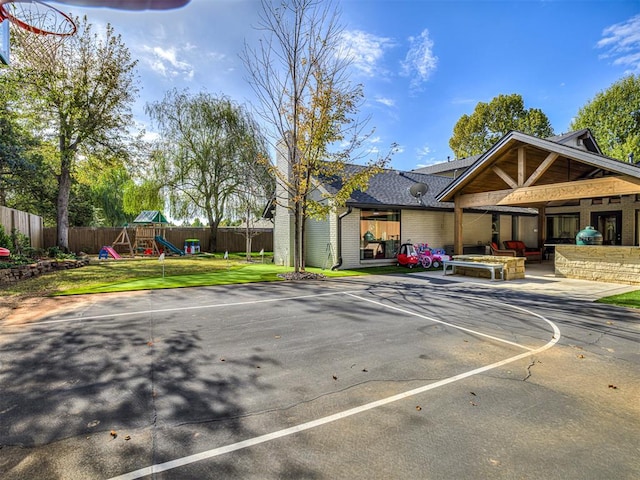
595,289,640,309
0,252,417,298
1,252,638,310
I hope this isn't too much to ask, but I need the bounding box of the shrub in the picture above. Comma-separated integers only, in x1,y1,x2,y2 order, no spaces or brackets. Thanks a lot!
0,225,10,249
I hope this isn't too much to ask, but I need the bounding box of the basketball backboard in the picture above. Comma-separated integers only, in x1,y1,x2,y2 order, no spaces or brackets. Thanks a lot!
0,20,8,65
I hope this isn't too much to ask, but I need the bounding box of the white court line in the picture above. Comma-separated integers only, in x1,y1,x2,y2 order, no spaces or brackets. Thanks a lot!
108,294,560,480
346,293,536,351
14,290,359,327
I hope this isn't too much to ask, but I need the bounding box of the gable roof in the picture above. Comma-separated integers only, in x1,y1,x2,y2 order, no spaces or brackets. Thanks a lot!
436,130,640,205
320,165,535,214
133,210,168,224
413,154,482,176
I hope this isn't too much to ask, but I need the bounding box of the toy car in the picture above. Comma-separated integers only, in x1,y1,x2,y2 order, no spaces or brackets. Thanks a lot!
396,243,419,268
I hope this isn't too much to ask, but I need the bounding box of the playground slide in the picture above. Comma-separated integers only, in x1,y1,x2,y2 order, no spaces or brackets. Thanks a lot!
104,246,122,260
155,236,185,256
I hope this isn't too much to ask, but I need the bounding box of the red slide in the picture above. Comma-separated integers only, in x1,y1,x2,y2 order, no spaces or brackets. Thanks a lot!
104,246,122,259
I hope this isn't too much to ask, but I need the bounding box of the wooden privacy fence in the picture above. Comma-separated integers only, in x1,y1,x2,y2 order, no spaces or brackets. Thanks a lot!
43,226,273,254
0,206,44,249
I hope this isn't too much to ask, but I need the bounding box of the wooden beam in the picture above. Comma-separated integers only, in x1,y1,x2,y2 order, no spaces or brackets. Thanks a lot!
457,190,513,208
518,147,525,186
456,176,640,208
498,176,640,205
523,152,559,187
454,197,463,255
492,166,518,189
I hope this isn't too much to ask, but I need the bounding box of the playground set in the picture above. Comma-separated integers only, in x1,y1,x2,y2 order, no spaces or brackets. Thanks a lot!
396,242,451,269
99,211,186,260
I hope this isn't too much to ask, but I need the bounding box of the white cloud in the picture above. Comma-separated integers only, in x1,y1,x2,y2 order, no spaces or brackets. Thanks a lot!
369,136,382,144
415,145,431,159
374,95,395,107
140,44,195,79
597,14,640,73
401,29,438,89
338,29,396,77
451,97,476,105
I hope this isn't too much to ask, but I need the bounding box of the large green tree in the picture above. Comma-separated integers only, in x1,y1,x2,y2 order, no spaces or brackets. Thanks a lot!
145,89,271,252
570,74,640,162
449,94,554,158
243,0,393,272
10,17,138,250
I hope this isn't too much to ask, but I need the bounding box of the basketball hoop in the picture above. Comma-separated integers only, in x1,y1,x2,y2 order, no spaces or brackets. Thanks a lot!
0,0,77,36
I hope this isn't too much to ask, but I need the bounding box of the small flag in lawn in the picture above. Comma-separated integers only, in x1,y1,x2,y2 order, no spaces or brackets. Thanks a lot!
259,249,264,256
224,251,228,259
158,253,165,262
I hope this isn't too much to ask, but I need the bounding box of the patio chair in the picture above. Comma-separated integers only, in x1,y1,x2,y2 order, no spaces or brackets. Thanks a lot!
503,240,543,263
489,242,517,257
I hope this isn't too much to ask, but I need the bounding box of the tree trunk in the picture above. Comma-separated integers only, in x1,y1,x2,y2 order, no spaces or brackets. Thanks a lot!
56,165,72,252
208,220,219,253
294,202,302,272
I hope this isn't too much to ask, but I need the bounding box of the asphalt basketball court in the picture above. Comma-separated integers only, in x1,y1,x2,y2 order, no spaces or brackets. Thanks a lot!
1,272,639,479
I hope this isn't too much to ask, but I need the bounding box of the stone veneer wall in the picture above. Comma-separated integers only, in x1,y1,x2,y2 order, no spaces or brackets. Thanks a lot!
555,245,640,286
450,255,525,281
0,258,90,285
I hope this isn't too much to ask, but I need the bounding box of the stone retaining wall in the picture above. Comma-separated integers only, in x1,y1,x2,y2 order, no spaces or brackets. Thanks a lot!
451,255,525,281
555,245,640,286
0,258,90,285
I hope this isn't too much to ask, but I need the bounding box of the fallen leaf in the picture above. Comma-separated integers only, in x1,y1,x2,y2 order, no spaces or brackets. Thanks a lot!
416,405,422,411
110,430,117,438
220,358,225,362
332,375,338,380
362,368,368,372
577,354,585,359
489,458,501,466
470,392,476,396
256,365,261,369
470,401,477,406
274,335,281,339
608,384,618,389
606,321,614,325
124,435,131,441
147,341,153,347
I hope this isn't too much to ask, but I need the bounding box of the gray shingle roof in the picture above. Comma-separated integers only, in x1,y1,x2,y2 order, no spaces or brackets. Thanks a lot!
320,165,535,214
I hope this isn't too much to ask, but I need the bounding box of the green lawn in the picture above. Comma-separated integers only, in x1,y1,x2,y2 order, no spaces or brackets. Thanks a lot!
2,253,639,309
595,289,640,309
0,253,416,298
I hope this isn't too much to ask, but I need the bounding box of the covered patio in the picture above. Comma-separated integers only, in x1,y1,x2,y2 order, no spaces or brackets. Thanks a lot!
436,129,640,285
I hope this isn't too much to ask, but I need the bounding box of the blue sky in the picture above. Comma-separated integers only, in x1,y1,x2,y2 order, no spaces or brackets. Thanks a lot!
48,0,640,172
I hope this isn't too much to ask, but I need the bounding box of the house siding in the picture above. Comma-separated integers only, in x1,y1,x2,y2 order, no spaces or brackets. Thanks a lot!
339,208,362,270
274,138,294,266
336,208,494,270
402,210,449,248
305,216,332,268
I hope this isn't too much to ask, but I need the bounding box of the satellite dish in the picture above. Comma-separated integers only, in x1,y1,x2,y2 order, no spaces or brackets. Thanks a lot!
409,182,429,203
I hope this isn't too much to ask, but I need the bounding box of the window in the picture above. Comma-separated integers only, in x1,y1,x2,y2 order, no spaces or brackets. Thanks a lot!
546,214,579,243
360,209,400,260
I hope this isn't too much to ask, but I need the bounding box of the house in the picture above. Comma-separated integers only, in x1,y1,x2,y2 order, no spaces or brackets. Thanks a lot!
273,129,640,270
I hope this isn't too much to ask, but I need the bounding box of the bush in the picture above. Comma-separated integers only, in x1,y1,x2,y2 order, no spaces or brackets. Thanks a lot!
0,225,10,249
10,229,30,256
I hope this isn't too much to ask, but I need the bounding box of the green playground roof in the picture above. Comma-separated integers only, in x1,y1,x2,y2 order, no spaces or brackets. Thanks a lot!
133,210,168,224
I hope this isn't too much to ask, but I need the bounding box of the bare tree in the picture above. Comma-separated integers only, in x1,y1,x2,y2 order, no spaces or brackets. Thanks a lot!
242,0,394,273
